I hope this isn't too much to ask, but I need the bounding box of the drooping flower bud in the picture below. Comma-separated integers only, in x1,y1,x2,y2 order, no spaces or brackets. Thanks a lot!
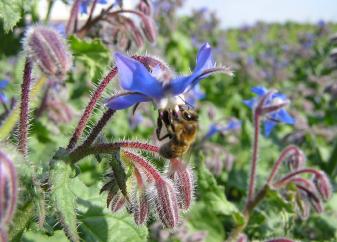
265,238,295,242
23,25,72,80
132,168,150,225
137,0,152,16
140,16,156,43
154,179,179,228
110,193,127,212
133,189,149,225
168,159,194,210
0,150,18,240
313,171,332,201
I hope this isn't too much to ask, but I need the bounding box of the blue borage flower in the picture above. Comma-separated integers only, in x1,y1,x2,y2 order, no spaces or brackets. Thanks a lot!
106,43,232,110
80,0,108,14
0,79,9,104
204,119,241,140
244,86,295,136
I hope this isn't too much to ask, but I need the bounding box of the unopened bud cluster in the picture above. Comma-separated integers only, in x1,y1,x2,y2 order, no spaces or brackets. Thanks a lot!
99,142,194,228
268,145,332,219
23,25,72,80
0,150,18,241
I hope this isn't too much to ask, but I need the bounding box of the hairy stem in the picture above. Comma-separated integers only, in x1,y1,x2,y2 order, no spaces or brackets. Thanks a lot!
18,59,32,158
267,145,300,184
68,141,159,163
273,168,321,188
66,0,81,35
66,67,117,151
81,109,116,147
247,112,260,202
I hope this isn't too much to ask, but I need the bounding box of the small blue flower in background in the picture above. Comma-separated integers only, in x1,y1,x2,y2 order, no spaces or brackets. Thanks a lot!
204,119,241,140
80,0,108,14
0,80,9,104
244,86,295,136
106,43,232,110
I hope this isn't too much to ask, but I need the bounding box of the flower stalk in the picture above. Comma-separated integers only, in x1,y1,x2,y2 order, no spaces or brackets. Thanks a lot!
18,58,32,158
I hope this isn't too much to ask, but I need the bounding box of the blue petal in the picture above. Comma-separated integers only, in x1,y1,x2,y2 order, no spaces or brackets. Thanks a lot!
226,120,242,130
243,99,257,109
105,93,151,110
0,93,8,103
169,75,192,96
264,120,277,137
169,43,215,95
251,86,268,96
194,43,215,73
276,109,295,125
115,53,164,99
0,80,9,89
204,124,220,139
80,0,89,14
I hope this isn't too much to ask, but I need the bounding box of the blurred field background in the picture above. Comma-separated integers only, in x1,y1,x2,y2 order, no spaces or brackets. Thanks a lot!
1,0,337,241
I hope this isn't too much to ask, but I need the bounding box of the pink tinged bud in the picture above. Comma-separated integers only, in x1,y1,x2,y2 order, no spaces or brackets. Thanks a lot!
124,17,144,49
154,180,179,228
169,160,194,210
24,25,72,80
265,238,295,242
313,171,332,200
141,16,156,43
110,193,127,212
236,233,248,242
0,151,18,229
296,184,323,214
132,168,149,225
133,190,149,225
137,0,152,16
295,190,311,220
286,148,305,171
0,227,8,242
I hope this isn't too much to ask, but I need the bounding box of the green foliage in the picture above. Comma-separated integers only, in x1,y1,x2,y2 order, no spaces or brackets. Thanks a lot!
68,36,111,83
50,160,80,242
0,0,22,32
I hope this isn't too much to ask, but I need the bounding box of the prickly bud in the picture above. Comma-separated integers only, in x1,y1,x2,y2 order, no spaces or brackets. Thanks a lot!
266,238,295,242
295,190,310,220
0,150,18,239
133,189,149,225
154,179,179,228
169,160,194,210
141,16,156,43
313,171,332,200
23,25,72,80
236,233,248,242
110,193,126,212
137,0,152,16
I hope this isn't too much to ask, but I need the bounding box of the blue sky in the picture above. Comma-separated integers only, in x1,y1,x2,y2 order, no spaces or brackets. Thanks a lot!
179,0,337,28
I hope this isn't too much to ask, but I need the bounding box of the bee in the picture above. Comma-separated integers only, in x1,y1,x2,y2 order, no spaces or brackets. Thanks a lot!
156,104,198,159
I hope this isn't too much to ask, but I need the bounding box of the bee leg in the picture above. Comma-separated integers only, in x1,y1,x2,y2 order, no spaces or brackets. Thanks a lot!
156,111,172,141
156,113,164,140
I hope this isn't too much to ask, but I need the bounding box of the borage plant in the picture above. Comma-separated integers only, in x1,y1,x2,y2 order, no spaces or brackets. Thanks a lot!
226,87,332,241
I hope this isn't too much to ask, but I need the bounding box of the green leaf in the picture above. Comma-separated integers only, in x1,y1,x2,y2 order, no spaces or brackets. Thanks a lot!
264,187,295,214
0,0,21,32
197,162,242,219
185,202,225,242
68,36,111,82
71,178,148,242
49,160,80,242
23,230,69,242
